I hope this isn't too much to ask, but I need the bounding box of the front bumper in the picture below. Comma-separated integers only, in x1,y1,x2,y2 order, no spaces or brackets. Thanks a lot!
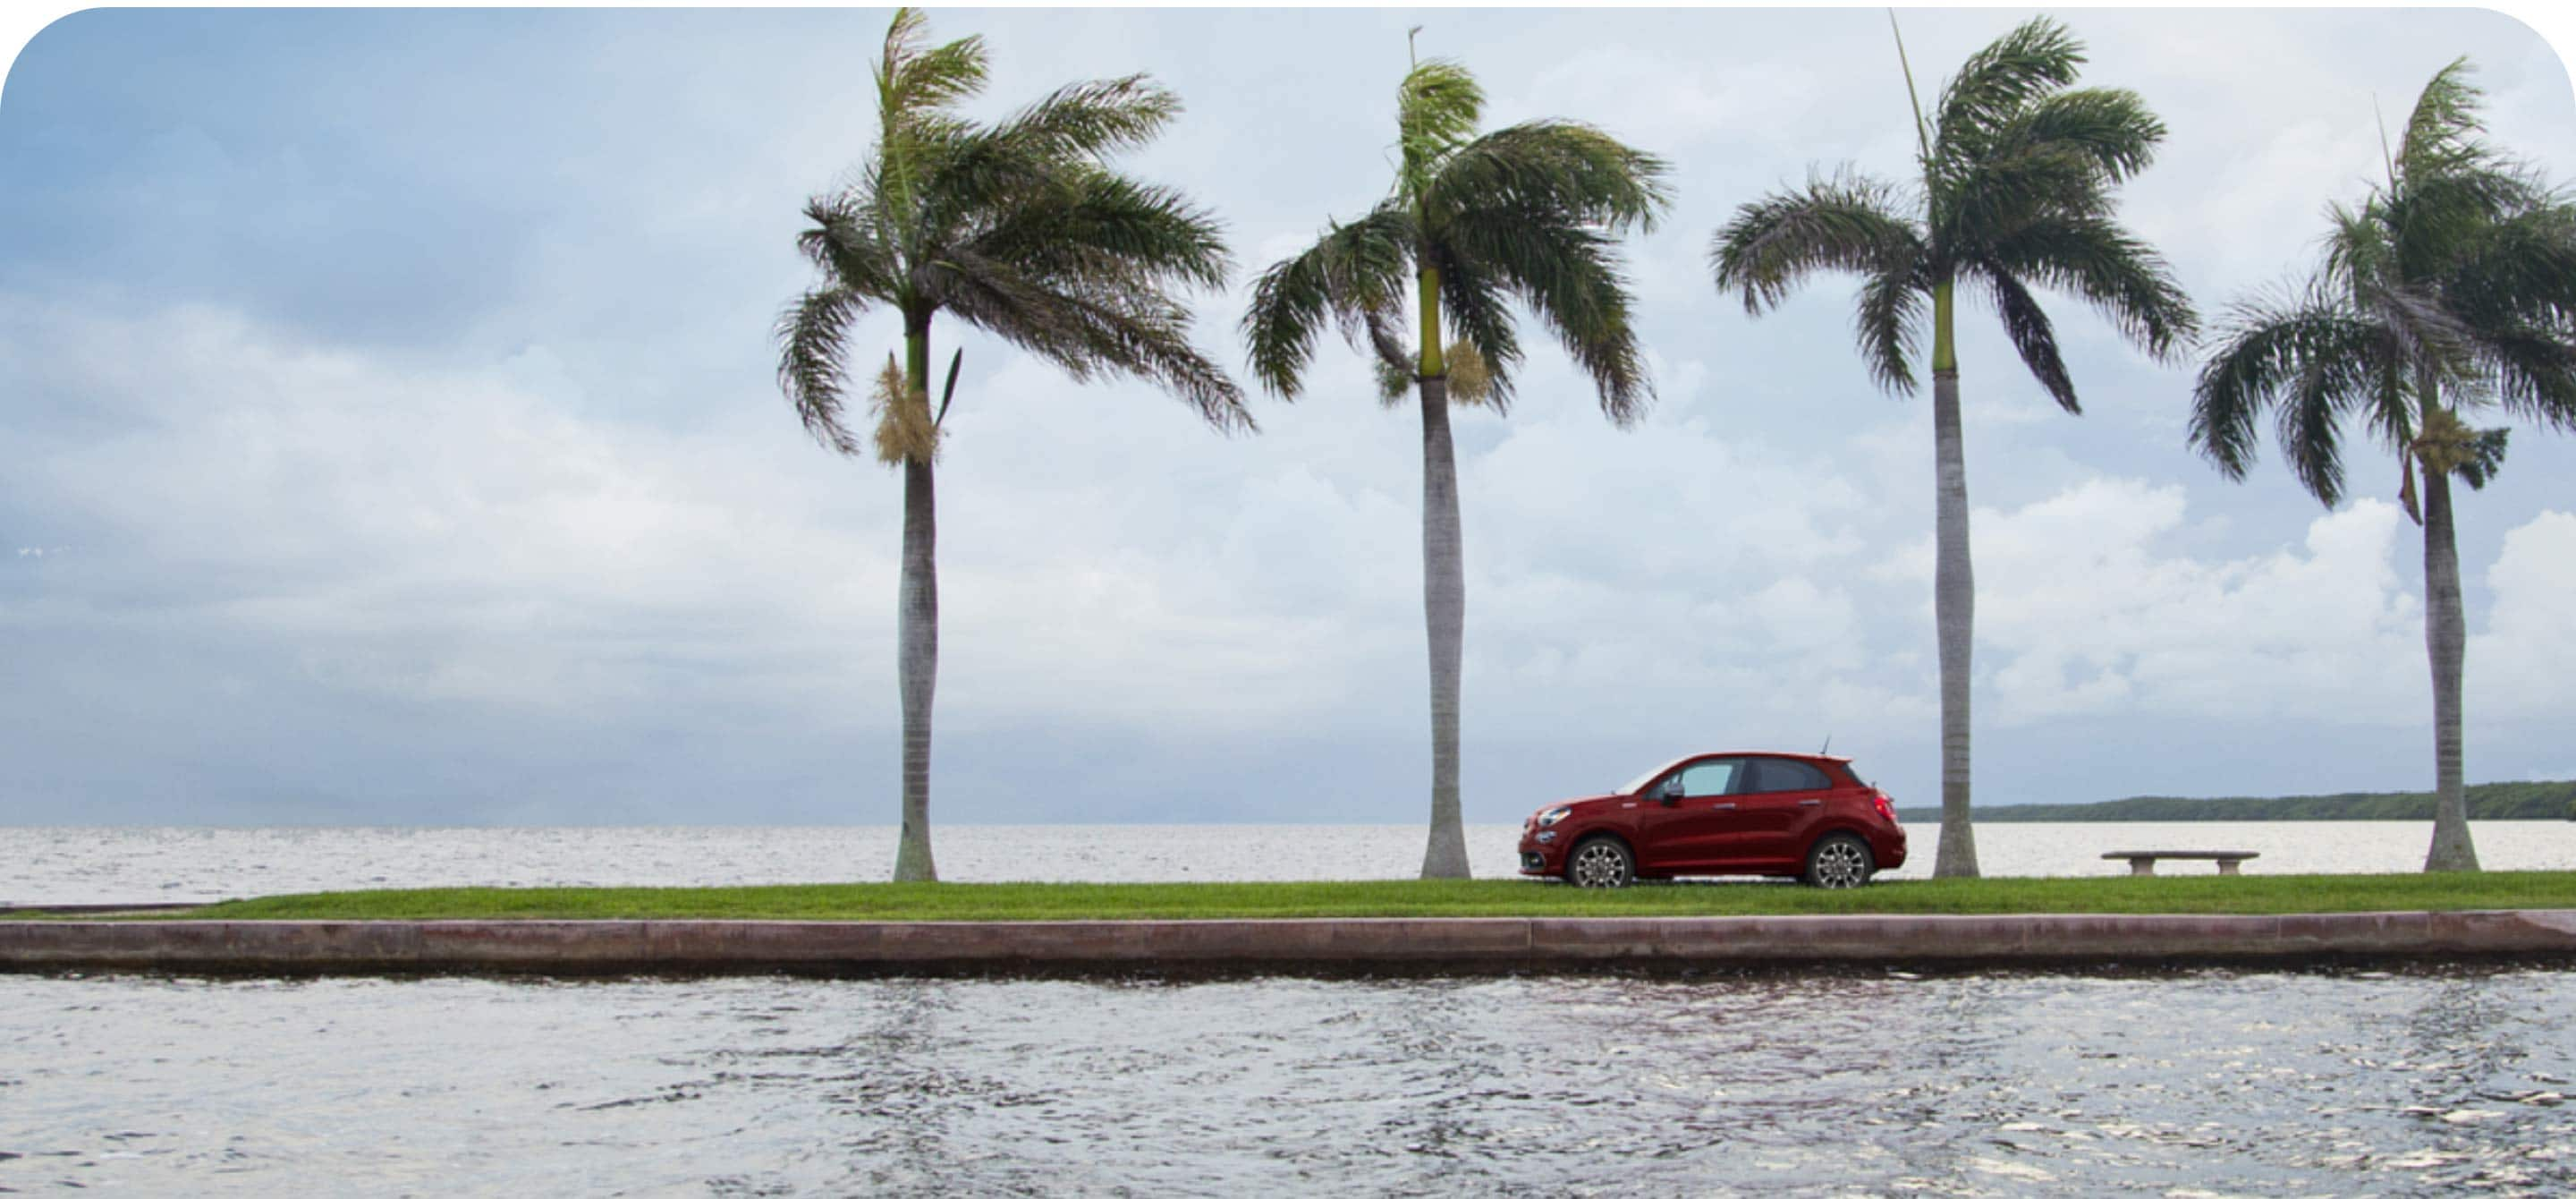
1516,829,1565,876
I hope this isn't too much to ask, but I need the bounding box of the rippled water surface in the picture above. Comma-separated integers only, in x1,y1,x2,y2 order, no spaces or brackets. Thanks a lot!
11,821,2576,905
10,824,2576,1193
7,967,2576,1195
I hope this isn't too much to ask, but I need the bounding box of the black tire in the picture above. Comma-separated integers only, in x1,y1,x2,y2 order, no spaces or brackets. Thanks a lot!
1566,837,1635,889
1803,832,1876,889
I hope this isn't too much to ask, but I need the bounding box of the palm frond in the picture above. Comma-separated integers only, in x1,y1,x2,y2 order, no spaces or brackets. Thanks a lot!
1983,87,2165,184
1941,141,2114,245
1397,58,1486,183
775,285,870,456
1709,171,1923,313
1985,211,2197,360
988,74,1182,164
2190,285,2387,502
910,123,1090,241
1853,259,1928,393
1931,17,2084,162
936,248,1250,431
2322,199,2395,302
2397,57,2486,183
2379,58,2552,280
1428,120,1672,234
2276,347,2368,506
2339,273,2478,396
1242,205,1418,398
965,167,1231,294
877,8,988,124
1982,270,2079,412
2444,200,2576,330
1374,355,1413,405
1446,207,1651,423
2473,319,2576,429
2386,166,2546,285
796,195,903,302
2394,163,2544,259
1939,88,2165,244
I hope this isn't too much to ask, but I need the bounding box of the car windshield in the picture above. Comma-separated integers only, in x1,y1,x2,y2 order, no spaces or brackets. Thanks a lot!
1617,759,1684,796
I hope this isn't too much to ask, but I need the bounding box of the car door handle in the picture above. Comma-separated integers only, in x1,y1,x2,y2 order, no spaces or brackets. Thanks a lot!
1798,799,1824,807
1711,803,1736,810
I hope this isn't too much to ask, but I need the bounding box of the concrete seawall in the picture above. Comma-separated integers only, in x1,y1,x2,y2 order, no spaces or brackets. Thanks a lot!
8,910,2576,976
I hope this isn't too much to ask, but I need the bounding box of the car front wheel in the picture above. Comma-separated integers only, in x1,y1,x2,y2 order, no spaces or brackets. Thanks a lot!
1803,832,1875,889
1567,837,1635,889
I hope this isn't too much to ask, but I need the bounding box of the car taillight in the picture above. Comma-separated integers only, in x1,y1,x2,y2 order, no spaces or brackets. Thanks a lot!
1872,790,1897,823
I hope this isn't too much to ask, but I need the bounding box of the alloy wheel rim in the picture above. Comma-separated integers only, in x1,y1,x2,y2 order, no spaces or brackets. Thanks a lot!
1815,840,1868,888
1572,843,1626,888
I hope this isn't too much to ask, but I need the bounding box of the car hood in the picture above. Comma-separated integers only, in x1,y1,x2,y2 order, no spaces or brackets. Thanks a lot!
1536,794,1623,820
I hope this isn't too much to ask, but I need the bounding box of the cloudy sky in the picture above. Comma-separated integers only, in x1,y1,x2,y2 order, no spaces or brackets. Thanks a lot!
4,7,2573,829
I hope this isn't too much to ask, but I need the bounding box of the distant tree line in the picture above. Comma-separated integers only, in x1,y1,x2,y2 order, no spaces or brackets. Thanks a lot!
1898,780,2576,824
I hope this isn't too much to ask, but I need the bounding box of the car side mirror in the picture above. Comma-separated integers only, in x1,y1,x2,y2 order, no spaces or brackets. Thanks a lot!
1654,777,1682,804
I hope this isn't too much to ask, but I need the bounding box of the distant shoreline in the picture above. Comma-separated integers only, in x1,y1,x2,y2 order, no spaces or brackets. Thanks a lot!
1899,779,2576,824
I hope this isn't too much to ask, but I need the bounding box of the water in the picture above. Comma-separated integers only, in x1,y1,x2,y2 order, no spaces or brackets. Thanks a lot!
6,968,2576,1194
9,821,2576,906
8,825,2576,1194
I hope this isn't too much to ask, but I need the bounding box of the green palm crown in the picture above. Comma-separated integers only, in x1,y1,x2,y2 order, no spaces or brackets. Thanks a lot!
777,8,1247,457
1242,55,1672,417
2192,58,2576,510
1712,16,2197,403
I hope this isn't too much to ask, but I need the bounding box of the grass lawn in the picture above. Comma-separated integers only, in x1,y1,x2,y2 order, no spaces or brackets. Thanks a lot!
155,871,2576,922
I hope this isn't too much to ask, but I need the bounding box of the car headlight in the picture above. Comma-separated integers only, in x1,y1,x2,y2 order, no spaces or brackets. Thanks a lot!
1536,806,1572,828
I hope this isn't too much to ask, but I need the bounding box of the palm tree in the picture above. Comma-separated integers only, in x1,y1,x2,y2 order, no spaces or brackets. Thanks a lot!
1241,46,1669,879
776,9,1248,881
2191,59,2576,872
1709,17,2195,878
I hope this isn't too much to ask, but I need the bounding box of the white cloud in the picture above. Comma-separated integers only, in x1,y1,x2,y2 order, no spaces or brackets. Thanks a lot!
1966,480,2576,730
2474,509,2576,718
1980,480,2420,724
6,298,892,712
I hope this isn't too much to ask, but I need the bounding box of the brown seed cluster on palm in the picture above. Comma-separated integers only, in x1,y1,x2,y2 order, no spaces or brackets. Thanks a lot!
2192,58,2576,872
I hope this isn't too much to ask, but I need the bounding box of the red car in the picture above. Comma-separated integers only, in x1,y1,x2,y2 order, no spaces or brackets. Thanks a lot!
1517,752,1906,888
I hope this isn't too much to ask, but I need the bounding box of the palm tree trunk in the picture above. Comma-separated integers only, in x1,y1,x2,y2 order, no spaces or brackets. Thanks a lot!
1929,283,1979,880
893,322,939,882
2419,462,2478,872
1418,373,1470,879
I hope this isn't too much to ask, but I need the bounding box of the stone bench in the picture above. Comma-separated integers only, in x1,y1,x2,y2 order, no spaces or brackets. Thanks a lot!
2103,850,2259,877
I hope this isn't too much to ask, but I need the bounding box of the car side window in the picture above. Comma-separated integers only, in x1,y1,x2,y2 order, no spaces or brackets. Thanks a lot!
1677,760,1740,798
1739,759,1832,795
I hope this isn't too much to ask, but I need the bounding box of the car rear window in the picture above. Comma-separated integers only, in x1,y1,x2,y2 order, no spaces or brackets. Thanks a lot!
1746,759,1832,793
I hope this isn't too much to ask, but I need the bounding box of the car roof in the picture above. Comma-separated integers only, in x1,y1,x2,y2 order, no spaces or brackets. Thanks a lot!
1636,752,1852,781
1693,750,1852,762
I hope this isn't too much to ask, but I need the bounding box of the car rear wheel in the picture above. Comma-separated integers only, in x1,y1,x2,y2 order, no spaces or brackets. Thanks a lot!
1566,837,1635,889
1803,832,1875,889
